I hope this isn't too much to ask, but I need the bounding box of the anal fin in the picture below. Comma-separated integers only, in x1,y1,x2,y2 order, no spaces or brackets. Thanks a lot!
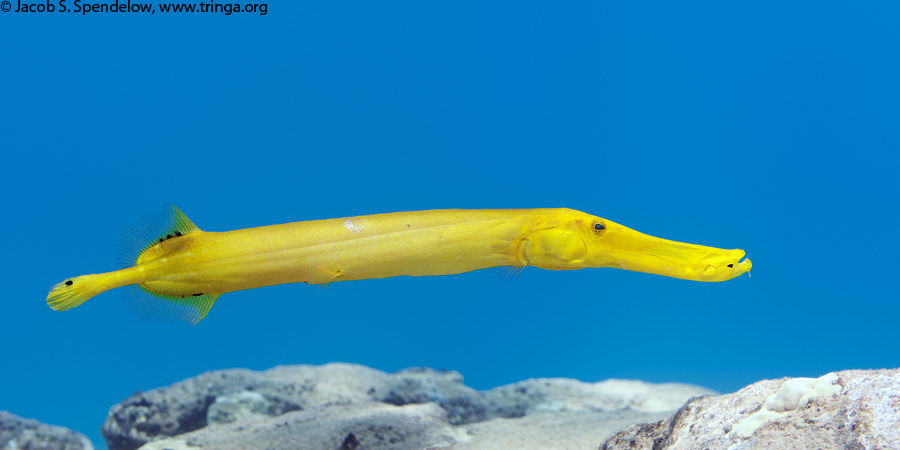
124,285,220,325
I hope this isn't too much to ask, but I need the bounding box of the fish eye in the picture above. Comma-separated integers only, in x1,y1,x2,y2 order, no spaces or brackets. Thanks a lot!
592,222,606,234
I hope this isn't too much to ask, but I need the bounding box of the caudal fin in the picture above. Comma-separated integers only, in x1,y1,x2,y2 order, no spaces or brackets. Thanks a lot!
47,275,101,311
48,205,218,325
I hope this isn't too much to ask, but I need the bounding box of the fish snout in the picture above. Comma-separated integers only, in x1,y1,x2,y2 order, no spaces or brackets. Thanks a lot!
703,249,751,281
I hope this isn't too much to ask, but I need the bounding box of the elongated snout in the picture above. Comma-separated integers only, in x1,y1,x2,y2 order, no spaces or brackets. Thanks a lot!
586,221,751,282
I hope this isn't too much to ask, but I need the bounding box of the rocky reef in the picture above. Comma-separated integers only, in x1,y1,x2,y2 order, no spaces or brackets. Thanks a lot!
4,365,897,450
99,363,713,450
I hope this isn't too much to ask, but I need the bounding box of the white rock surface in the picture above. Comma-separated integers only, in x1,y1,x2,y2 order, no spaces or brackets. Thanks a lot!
732,372,841,437
207,391,271,425
601,368,900,450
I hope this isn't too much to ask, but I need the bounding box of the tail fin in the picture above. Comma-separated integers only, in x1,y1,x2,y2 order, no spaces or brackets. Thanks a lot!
48,205,218,325
47,275,103,311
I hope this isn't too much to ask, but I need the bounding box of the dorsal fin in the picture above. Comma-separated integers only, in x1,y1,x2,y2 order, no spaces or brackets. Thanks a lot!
117,205,200,269
113,205,215,325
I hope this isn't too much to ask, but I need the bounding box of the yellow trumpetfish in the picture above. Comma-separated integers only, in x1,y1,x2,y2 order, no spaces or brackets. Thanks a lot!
47,207,751,324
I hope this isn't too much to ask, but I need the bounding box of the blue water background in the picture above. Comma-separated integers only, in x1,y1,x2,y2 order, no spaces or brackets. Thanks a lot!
2,2,899,448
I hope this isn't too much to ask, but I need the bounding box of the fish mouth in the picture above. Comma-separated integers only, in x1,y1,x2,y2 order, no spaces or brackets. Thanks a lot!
632,246,750,282
588,225,752,282
726,255,752,279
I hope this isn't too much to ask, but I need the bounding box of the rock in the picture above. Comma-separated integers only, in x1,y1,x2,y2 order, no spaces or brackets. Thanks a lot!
455,410,676,450
102,363,377,450
101,362,713,450
0,411,94,450
484,377,718,416
453,378,719,450
139,403,458,450
206,391,271,425
379,367,488,425
139,406,678,450
600,368,900,450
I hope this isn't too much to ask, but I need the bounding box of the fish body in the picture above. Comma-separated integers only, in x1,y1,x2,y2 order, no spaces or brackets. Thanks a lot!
47,207,751,324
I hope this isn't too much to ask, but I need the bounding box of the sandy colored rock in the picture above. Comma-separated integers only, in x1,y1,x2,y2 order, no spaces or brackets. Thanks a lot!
600,368,900,450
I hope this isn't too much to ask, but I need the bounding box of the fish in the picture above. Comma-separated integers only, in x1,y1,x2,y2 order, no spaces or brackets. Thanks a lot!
47,206,751,324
